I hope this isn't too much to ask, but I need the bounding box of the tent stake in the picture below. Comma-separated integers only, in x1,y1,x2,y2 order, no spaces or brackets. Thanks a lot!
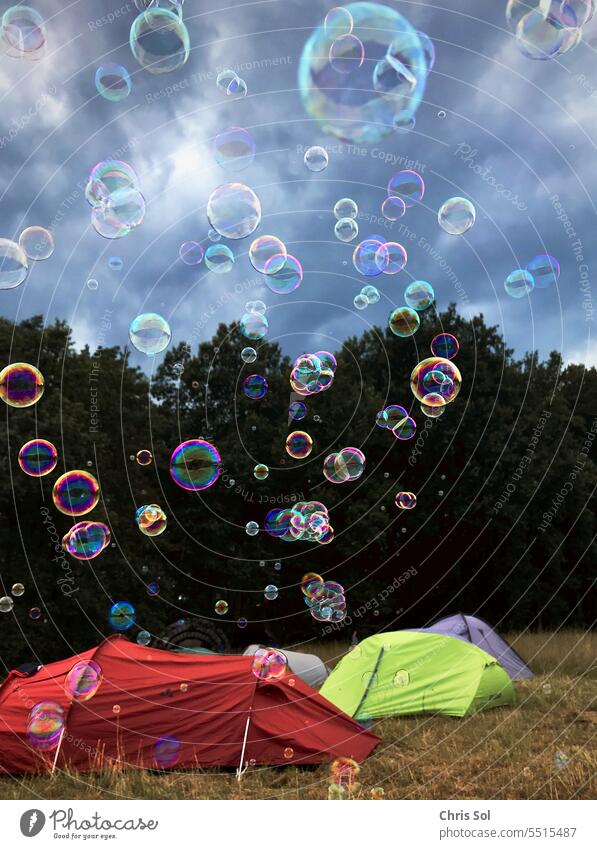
50,727,65,776
236,714,251,782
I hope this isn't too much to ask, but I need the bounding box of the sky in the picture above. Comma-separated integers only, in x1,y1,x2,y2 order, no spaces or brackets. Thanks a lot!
1,0,596,370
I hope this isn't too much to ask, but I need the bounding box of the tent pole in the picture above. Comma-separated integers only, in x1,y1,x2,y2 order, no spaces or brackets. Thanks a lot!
50,727,65,776
236,713,251,782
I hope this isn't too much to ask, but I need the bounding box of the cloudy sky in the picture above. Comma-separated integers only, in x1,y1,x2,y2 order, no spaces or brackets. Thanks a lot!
1,0,596,370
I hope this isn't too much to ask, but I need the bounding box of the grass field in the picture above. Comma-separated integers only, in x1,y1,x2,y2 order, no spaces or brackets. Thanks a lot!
1,631,595,800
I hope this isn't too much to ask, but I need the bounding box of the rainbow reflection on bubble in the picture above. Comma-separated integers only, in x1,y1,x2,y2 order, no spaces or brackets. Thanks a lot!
286,430,313,459
169,439,221,491
52,470,100,517
251,647,287,681
0,362,44,407
18,439,57,476
136,504,167,536
430,333,459,359
63,521,111,559
395,491,417,509
26,702,64,751
153,735,181,768
109,601,135,631
411,357,462,406
65,660,103,701
242,374,268,400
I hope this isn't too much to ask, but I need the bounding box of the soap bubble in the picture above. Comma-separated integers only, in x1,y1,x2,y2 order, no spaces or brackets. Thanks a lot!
380,241,407,275
136,449,153,466
388,170,425,207
129,313,171,356
324,447,365,483
245,520,259,536
137,630,151,646
109,601,135,631
251,647,287,681
304,145,329,172
63,521,111,559
286,430,313,459
213,126,256,172
85,160,138,207
361,284,380,304
91,186,146,239
227,76,247,97
108,256,123,271
353,292,368,310
170,439,221,490
65,661,103,701
246,299,266,315
421,398,445,417
26,703,64,751
129,8,190,74
250,235,287,273
438,197,476,235
329,33,365,74
216,68,238,92
52,471,100,516
18,439,57,476
526,254,560,288
264,584,278,600
324,6,354,36
243,373,268,399
381,196,406,221
11,582,24,596
95,63,132,101
29,606,41,619
0,362,44,407
205,243,234,273
504,269,534,298
353,238,386,276
263,255,303,294
0,239,28,289
431,333,459,359
404,280,435,311
410,357,462,406
207,183,261,239
289,400,307,420
0,596,14,613
179,241,204,265
208,228,221,242
136,504,167,536
18,226,54,260
514,8,581,59
392,415,416,440
335,217,359,242
254,463,269,480
241,346,257,363
388,306,420,337
240,311,268,340
334,197,358,219
1,5,46,59
215,599,229,615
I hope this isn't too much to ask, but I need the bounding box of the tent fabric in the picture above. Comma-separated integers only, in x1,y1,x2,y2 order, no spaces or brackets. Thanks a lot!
421,614,534,680
243,645,330,689
319,631,517,720
0,636,379,776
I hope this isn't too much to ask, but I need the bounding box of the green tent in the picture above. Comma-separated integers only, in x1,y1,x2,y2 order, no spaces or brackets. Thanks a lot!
319,631,517,719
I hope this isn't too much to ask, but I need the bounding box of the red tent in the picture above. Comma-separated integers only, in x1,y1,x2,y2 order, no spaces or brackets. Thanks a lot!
0,636,379,775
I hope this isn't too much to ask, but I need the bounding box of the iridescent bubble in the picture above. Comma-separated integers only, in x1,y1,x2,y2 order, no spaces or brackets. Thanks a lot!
147,581,160,596
11,582,24,596
205,243,234,273
404,280,435,311
286,430,313,459
129,313,171,356
109,601,135,631
431,333,459,359
504,269,534,298
91,186,146,239
335,217,359,242
421,397,445,417
526,254,560,288
87,278,99,290
237,617,248,628
169,439,221,490
208,228,221,242
514,8,581,59
353,238,386,276
334,197,358,219
289,400,307,420
18,226,54,261
353,292,368,310
304,145,329,172
387,170,425,207
216,68,238,92
153,736,181,768
65,661,102,701
26,703,64,751
227,76,247,97
240,311,268,340
254,463,269,480
264,584,278,600
250,235,287,273
136,449,153,465
137,630,151,646
207,183,261,240
213,126,256,172
381,196,406,221
0,363,44,407
388,306,420,337
245,520,259,536
0,239,28,289
251,647,287,681
95,63,132,101
243,373,268,399
0,596,14,613
438,197,476,235
179,241,204,265
410,357,462,406
108,256,123,271
241,346,257,363
1,5,46,59
63,521,111,559
85,160,138,207
52,471,100,516
417,29,436,68
129,8,190,74
559,0,596,26
215,599,229,615
392,415,416,440
324,6,354,36
263,254,303,294
380,241,407,275
329,33,365,74
379,404,408,429
327,447,366,483
361,284,380,304
18,439,57,476
136,504,167,536
29,606,41,619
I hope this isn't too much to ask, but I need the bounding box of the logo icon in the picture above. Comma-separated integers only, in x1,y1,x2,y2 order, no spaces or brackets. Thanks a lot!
19,810,46,837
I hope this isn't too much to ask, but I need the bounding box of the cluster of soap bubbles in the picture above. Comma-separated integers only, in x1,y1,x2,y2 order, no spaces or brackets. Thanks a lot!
136,504,167,536
109,601,136,631
376,404,417,441
506,0,593,60
95,63,132,102
264,501,334,544
26,702,64,751
86,160,146,240
395,491,417,509
18,439,57,477
63,521,111,560
353,236,407,277
1,4,46,60
65,661,103,701
410,357,462,416
251,647,287,681
240,303,268,341
169,439,222,490
299,4,433,143
504,254,560,299
0,362,44,406
323,447,366,484
303,576,347,623
290,351,337,396
334,196,359,242
353,284,380,310
216,68,248,98
130,6,190,74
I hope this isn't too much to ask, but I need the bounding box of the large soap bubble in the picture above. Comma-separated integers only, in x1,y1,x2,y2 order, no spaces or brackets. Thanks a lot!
207,183,262,239
0,239,28,289
299,2,431,144
1,5,46,60
129,8,190,74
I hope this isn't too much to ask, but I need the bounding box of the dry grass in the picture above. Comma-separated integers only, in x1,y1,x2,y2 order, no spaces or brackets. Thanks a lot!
1,631,595,800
